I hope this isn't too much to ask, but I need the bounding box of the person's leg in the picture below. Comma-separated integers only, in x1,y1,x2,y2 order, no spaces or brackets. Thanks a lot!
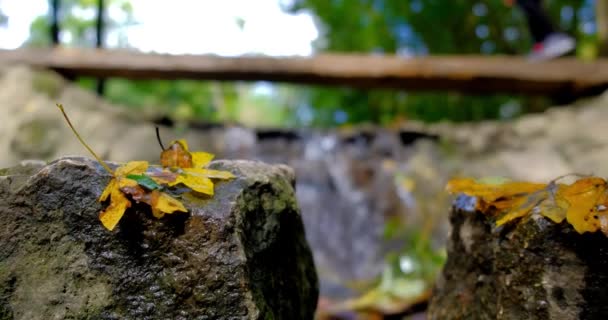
516,0,575,59
516,0,555,43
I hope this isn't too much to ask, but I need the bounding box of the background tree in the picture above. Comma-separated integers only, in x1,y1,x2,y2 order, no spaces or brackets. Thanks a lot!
598,0,608,56
17,0,603,126
25,0,290,126
287,0,593,124
28,0,134,47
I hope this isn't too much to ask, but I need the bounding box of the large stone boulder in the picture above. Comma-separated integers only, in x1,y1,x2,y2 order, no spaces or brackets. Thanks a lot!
0,157,318,320
428,196,608,320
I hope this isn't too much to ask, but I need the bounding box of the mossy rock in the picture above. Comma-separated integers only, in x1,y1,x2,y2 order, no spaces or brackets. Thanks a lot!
428,197,608,320
0,157,318,320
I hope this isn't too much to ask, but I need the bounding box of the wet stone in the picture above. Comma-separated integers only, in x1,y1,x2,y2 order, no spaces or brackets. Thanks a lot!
428,202,608,320
0,157,318,320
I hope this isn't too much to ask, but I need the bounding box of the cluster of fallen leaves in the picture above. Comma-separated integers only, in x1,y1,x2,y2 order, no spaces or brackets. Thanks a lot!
446,175,608,235
99,139,234,231
57,104,234,231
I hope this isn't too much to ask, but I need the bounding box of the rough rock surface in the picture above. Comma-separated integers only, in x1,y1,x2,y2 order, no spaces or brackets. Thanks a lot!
428,198,608,320
0,157,318,320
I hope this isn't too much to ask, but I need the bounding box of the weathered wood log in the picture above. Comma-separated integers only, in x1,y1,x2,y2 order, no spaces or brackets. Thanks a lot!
1,48,607,96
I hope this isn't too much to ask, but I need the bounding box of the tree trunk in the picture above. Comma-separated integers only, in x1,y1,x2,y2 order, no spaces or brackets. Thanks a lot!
50,0,60,45
599,0,608,56
95,0,105,95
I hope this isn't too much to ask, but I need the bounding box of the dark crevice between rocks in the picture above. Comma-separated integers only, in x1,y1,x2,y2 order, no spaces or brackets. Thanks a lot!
256,129,301,142
153,116,226,131
384,300,428,320
341,131,375,145
398,130,439,146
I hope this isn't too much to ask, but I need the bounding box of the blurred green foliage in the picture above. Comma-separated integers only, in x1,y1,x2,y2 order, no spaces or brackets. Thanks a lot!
18,0,292,126
287,0,597,124
21,0,604,126
27,0,274,125
28,0,135,47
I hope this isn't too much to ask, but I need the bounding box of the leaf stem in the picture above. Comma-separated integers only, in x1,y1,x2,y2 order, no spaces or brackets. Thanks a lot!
155,126,165,151
56,104,114,175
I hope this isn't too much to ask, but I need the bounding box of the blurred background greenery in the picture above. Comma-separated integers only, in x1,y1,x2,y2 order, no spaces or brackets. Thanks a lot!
288,0,600,124
1,0,602,126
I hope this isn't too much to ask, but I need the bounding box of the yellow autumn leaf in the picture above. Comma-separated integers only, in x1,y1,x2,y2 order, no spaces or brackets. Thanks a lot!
160,139,193,168
536,193,569,223
191,151,214,167
99,179,115,202
98,161,149,231
99,186,131,231
58,104,188,231
566,201,598,233
99,164,145,206
151,191,188,218
116,161,148,176
177,139,189,151
190,168,235,179
168,167,237,195
446,178,547,204
495,192,543,226
447,175,608,236
159,139,216,170
168,172,215,195
99,161,147,203
155,138,235,196
447,177,551,226
561,178,607,234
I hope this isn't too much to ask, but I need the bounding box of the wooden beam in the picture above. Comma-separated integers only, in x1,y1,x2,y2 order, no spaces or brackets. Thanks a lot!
1,48,607,96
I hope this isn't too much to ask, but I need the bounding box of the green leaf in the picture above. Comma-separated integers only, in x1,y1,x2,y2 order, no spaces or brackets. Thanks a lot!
126,174,161,190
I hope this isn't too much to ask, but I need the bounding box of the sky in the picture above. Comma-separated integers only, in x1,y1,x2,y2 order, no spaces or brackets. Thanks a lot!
0,0,47,48
0,0,318,56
